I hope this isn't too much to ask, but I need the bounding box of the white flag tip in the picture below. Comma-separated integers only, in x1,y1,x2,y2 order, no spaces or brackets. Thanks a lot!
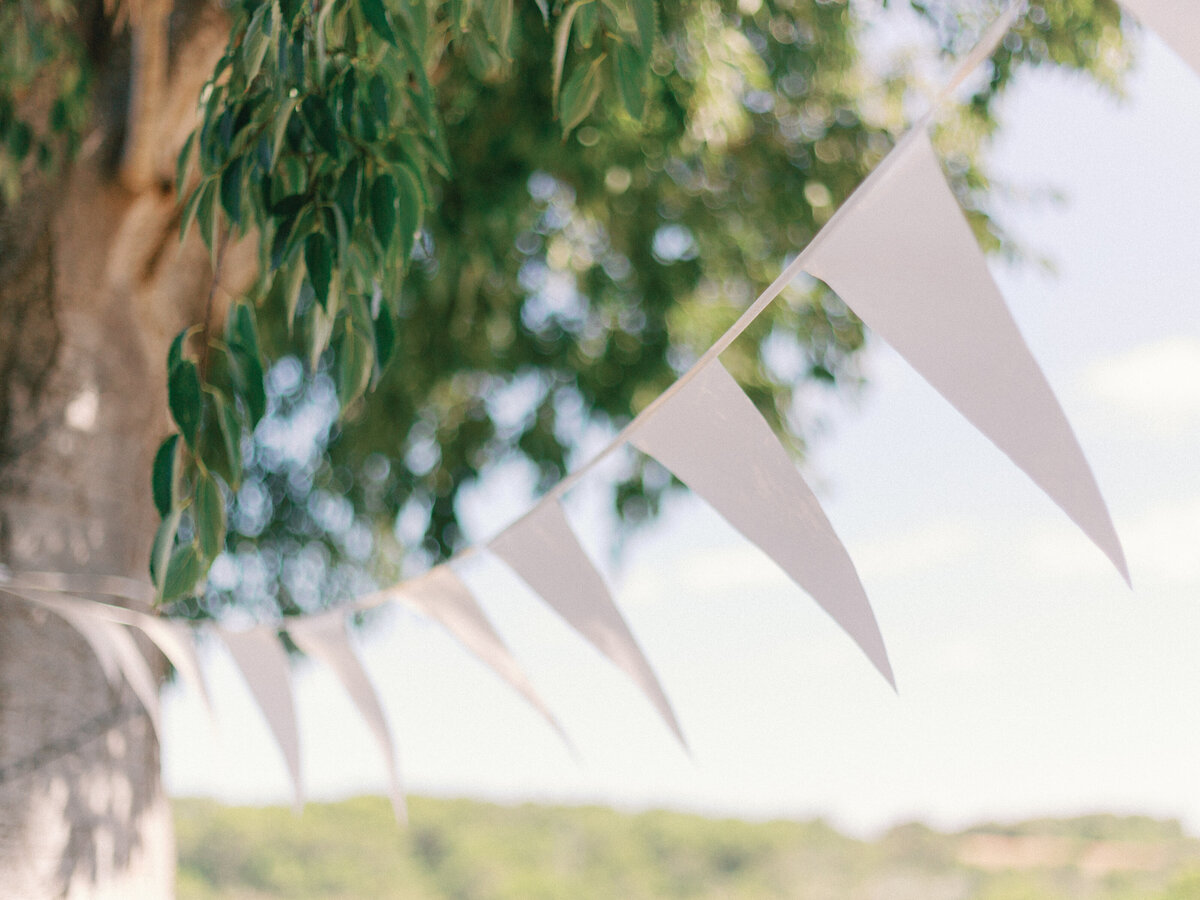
1108,538,1132,589
870,644,897,694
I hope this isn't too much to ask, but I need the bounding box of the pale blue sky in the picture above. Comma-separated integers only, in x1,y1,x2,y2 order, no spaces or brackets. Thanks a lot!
163,25,1200,837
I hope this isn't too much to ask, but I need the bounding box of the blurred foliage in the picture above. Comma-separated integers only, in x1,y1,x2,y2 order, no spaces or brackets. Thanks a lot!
0,0,90,203
0,0,1134,617
174,796,1200,899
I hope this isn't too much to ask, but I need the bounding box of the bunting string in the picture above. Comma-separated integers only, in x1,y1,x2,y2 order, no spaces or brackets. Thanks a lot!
3,0,1195,817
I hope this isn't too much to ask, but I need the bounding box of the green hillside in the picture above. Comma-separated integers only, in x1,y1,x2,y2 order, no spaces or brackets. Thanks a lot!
175,797,1200,899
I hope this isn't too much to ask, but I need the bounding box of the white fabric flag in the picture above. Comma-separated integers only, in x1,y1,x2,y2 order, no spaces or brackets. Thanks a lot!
135,616,213,723
20,593,163,736
81,615,163,738
287,612,407,823
803,129,1128,583
380,565,569,745
1119,0,1200,76
628,361,895,687
0,577,210,725
490,500,686,746
218,625,303,810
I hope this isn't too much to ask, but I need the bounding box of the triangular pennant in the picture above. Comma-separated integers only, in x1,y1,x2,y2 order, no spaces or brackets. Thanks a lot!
135,616,213,724
1119,0,1200,76
489,501,686,747
287,612,407,823
379,565,570,748
218,625,303,810
628,361,895,687
803,129,1128,583
83,615,163,738
15,592,162,736
15,588,212,727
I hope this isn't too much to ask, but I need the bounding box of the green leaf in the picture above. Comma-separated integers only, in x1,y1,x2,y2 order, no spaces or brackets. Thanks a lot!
575,1,597,48
283,256,307,331
217,109,234,151
7,121,32,161
329,202,351,271
49,100,68,133
271,96,299,166
315,0,336,83
198,391,241,487
300,94,340,157
230,302,261,360
280,0,303,24
195,176,219,255
370,174,398,250
338,70,359,131
392,163,423,264
242,2,272,84
270,205,303,270
450,0,477,31
228,341,267,426
167,327,189,373
194,470,226,560
205,343,237,399
632,0,656,57
368,75,389,124
269,191,307,218
393,27,452,175
335,158,361,227
220,155,244,226
162,544,203,601
152,434,180,518
552,1,588,109
482,0,514,59
216,394,244,482
308,291,339,370
361,0,398,46
345,284,374,334
558,54,606,137
305,231,333,307
168,359,203,449
179,178,212,243
175,131,195,192
335,322,374,412
374,306,395,374
612,41,646,119
150,508,182,591
227,305,266,426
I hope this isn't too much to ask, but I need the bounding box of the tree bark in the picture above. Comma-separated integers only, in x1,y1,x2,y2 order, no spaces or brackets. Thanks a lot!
0,3,247,894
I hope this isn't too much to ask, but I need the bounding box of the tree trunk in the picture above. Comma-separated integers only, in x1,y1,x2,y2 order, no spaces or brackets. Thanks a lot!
0,4,246,894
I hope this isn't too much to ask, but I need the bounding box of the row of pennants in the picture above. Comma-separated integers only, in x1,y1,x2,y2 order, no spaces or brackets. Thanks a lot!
2,0,1196,822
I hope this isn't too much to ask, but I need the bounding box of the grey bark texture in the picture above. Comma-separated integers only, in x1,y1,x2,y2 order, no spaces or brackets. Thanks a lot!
0,3,248,894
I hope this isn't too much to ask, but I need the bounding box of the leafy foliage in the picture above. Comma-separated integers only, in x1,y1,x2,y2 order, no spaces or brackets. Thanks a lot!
0,0,89,203
165,0,1131,619
0,0,1133,615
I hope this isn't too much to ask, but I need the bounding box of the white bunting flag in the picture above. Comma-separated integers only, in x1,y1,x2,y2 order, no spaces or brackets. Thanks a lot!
628,361,895,687
287,612,407,822
81,615,163,738
1119,0,1200,76
16,592,163,736
490,501,686,746
376,565,569,745
218,626,303,810
803,129,1128,583
134,616,212,723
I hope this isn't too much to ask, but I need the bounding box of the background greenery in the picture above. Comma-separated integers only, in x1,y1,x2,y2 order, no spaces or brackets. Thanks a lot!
175,796,1200,899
